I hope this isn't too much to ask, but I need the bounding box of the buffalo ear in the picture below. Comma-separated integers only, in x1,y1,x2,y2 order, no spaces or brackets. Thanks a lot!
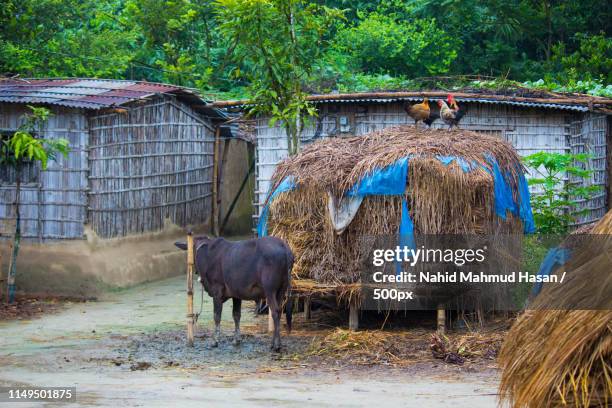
174,241,188,251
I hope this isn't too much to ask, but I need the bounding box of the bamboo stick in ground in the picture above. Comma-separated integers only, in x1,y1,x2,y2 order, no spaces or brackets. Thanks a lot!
211,127,220,236
437,304,446,334
186,232,195,347
304,297,311,320
349,299,359,331
268,309,274,333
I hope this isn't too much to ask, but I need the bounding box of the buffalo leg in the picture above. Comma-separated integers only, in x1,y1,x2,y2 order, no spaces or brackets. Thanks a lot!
212,297,223,347
266,295,281,352
232,298,242,345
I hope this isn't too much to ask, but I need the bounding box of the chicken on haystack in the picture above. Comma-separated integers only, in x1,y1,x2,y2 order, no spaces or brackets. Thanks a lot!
404,98,431,127
438,94,467,130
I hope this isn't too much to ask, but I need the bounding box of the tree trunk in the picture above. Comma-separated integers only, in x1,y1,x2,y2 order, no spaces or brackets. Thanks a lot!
8,170,21,304
544,0,552,61
294,105,301,154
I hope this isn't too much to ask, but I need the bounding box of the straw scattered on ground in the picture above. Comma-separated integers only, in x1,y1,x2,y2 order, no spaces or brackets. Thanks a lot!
292,326,505,367
0,296,69,321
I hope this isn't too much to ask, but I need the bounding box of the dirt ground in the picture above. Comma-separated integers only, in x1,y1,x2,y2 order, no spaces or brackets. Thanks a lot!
0,276,505,407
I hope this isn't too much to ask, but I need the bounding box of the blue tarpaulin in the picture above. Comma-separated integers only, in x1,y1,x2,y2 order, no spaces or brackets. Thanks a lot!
531,247,571,296
257,154,535,244
486,156,536,234
348,156,409,196
396,198,416,275
257,156,417,275
345,156,415,275
257,176,296,237
487,157,517,220
436,155,476,172
517,172,536,233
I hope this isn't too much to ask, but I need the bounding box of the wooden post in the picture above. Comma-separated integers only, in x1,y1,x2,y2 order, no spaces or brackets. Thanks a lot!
0,250,3,304
437,304,446,334
304,297,311,320
267,308,274,333
216,138,230,232
349,299,359,331
211,126,221,236
186,232,195,346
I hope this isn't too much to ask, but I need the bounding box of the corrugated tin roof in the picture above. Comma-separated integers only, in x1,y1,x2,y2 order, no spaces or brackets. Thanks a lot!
211,90,611,113
0,78,226,117
313,96,591,111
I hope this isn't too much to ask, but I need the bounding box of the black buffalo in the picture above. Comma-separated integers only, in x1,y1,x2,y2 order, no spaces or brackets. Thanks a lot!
175,236,293,351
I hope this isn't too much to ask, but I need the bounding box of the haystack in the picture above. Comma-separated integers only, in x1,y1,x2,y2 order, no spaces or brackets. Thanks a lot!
261,126,534,295
499,210,612,408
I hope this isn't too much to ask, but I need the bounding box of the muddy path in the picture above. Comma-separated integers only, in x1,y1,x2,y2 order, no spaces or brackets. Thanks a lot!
0,276,503,407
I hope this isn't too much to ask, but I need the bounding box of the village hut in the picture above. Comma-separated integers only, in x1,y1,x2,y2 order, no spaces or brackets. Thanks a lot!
498,209,612,408
0,78,252,297
259,126,534,319
212,89,612,232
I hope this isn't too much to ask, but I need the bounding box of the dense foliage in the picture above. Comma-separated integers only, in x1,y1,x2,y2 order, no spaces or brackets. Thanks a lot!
0,0,610,98
523,152,601,234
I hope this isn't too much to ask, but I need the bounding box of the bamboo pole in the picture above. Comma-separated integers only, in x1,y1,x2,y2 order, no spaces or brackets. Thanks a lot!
303,297,311,320
0,250,3,304
187,232,195,347
211,126,221,236
216,138,230,233
437,304,446,334
267,309,274,333
349,299,359,331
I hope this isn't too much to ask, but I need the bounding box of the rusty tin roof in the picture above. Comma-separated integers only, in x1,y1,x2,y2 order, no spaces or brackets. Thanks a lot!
0,78,224,118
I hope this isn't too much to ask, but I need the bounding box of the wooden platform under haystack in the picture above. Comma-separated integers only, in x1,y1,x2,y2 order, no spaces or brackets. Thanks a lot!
498,210,612,408
265,127,531,316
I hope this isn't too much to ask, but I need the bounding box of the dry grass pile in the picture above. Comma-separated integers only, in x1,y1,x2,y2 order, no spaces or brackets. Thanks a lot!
300,328,428,366
298,327,505,367
431,331,504,365
268,126,527,285
499,210,612,408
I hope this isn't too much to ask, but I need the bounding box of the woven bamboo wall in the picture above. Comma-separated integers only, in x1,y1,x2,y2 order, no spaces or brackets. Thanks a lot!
0,104,88,240
88,96,215,238
569,113,608,225
254,102,608,228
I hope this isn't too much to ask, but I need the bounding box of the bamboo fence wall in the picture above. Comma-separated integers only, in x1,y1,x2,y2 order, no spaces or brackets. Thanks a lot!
88,96,215,238
254,103,609,230
0,104,88,240
0,95,215,240
569,112,609,225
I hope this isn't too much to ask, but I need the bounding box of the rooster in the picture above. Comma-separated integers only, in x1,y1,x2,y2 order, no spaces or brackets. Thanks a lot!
423,102,440,128
438,94,467,130
404,98,430,128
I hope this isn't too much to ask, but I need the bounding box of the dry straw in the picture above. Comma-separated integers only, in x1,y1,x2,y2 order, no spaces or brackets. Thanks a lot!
498,210,612,408
268,126,527,288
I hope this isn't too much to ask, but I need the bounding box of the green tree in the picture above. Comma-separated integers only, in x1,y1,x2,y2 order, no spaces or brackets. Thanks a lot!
0,107,69,303
123,0,217,87
523,152,600,234
333,11,457,76
214,0,340,154
0,0,136,78
552,32,612,83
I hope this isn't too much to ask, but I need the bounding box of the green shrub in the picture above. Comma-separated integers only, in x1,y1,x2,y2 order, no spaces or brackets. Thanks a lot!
523,152,601,234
